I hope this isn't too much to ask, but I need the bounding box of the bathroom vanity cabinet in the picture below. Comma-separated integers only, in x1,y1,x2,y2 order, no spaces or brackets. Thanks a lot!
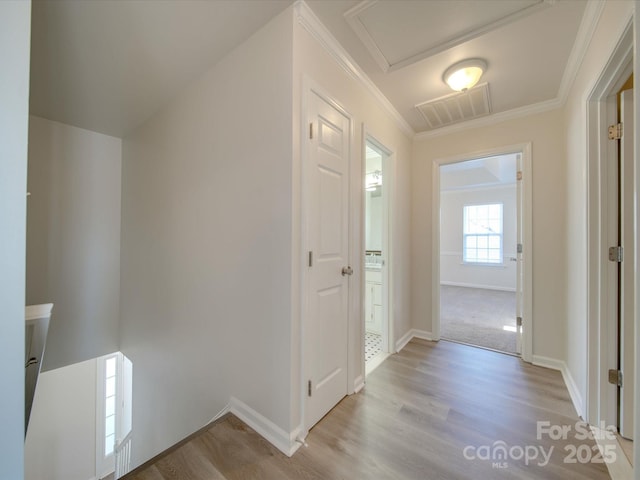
365,270,382,335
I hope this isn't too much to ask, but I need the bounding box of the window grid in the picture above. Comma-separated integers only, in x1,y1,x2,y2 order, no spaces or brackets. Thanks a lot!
463,203,503,264
104,356,117,456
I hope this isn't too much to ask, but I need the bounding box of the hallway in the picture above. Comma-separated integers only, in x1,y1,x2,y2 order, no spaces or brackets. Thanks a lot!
125,340,610,480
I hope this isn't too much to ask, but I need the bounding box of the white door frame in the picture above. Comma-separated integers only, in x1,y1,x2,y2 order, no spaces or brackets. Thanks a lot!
299,77,357,437
431,143,533,363
585,19,633,429
96,352,120,479
362,129,395,371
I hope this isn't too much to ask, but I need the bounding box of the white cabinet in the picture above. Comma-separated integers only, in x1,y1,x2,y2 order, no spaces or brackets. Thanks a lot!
365,270,382,335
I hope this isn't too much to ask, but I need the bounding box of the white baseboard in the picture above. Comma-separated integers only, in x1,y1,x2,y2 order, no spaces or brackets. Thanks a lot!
440,281,516,293
229,397,302,457
532,355,584,419
207,403,231,425
395,329,434,352
590,425,633,480
353,375,365,393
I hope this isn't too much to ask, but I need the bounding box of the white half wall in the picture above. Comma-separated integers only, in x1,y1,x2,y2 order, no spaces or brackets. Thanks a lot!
25,358,97,480
27,116,122,371
120,7,294,469
440,185,517,291
0,1,31,477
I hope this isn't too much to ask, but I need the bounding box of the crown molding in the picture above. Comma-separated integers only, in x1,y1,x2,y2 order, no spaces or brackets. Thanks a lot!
414,97,563,140
294,0,604,143
556,0,607,104
415,0,605,140
345,0,554,74
294,0,415,138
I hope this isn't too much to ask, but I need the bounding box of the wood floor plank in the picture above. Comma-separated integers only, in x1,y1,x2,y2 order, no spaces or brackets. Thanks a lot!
125,340,612,480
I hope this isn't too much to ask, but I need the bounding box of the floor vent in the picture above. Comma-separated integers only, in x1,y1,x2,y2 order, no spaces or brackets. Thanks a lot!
416,83,491,130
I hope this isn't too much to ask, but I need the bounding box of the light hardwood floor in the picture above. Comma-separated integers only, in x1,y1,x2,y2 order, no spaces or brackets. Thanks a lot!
124,339,611,479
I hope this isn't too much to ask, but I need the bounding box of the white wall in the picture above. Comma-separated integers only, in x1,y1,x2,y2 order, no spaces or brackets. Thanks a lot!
412,108,566,361
291,4,413,427
0,1,31,476
25,359,97,480
27,116,122,371
563,0,634,416
440,185,517,291
120,7,294,468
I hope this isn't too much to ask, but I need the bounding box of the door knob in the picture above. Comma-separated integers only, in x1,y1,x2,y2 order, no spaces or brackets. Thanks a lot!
341,266,353,276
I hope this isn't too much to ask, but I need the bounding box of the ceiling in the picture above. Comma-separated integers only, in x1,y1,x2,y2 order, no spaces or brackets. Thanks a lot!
440,154,518,191
30,0,591,138
29,0,292,138
307,0,589,135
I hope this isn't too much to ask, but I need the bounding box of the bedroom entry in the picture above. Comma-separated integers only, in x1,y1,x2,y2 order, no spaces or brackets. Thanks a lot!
433,145,532,361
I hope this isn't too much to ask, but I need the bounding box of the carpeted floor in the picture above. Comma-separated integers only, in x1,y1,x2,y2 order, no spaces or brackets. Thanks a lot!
440,285,517,354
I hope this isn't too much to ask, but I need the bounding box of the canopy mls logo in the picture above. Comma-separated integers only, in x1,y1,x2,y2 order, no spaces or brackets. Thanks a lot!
463,441,553,468
463,420,617,469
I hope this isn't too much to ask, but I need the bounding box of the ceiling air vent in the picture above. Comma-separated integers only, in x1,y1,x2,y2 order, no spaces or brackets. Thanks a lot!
416,83,491,130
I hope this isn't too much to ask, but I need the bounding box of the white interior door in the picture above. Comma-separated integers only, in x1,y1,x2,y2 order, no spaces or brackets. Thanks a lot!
304,90,351,430
619,89,634,439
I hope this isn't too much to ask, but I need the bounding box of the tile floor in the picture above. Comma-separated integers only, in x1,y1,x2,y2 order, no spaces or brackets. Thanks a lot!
365,331,382,362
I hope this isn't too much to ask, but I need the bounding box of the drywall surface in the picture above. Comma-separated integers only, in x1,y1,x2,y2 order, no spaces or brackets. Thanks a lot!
412,108,566,361
25,358,97,480
27,116,122,371
120,7,294,468
0,1,31,476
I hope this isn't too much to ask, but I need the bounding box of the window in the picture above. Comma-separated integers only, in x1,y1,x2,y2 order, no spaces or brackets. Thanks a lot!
97,352,132,478
463,203,503,264
103,355,118,456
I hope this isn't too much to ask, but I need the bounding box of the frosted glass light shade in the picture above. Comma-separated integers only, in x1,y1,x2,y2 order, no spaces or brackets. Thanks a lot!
443,59,487,92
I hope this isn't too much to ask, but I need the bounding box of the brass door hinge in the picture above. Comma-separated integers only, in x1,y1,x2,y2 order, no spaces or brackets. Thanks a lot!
608,246,623,263
608,123,623,140
608,369,622,387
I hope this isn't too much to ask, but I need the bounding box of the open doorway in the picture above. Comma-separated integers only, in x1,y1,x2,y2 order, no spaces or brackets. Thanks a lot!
439,155,519,354
432,144,532,362
364,138,391,374
585,21,634,467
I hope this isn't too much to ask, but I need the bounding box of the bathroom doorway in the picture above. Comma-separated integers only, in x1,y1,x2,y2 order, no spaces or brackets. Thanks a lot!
364,138,391,374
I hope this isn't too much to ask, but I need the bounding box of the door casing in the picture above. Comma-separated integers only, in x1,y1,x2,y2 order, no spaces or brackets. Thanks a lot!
299,77,359,437
585,19,632,429
362,131,395,373
431,143,533,363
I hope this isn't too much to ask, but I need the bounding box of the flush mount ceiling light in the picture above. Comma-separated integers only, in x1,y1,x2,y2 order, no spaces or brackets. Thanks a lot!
443,59,487,92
